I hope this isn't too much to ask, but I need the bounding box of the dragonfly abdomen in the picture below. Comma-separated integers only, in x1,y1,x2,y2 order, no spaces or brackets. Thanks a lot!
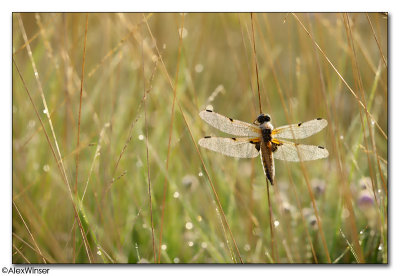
260,141,275,186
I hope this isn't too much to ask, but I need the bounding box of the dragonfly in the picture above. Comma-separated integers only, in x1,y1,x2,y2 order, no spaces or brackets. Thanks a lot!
198,109,329,185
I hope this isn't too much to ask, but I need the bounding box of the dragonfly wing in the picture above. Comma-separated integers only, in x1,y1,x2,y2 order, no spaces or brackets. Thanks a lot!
272,118,328,139
272,139,329,162
199,110,260,137
198,137,260,158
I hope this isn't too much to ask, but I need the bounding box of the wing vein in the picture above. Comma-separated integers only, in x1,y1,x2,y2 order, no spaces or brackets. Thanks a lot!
272,119,328,139
199,137,260,158
199,110,260,137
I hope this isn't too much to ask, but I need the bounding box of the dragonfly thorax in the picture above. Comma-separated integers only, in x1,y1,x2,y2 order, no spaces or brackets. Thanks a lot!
261,121,274,131
260,121,274,142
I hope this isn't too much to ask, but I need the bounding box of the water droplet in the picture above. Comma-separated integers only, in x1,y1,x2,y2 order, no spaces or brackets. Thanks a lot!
34,72,38,77
182,174,199,189
201,242,207,249
274,220,280,227
371,120,375,125
188,241,194,247
197,215,202,222
311,178,326,196
198,172,203,177
161,244,167,250
244,244,251,251
360,230,363,235
178,27,188,38
308,215,317,228
378,244,383,250
340,135,344,140
43,164,50,172
185,222,193,230
342,208,350,218
173,191,180,198
43,109,48,114
195,64,204,73
138,134,144,141
28,120,36,129
173,257,180,263
97,250,102,255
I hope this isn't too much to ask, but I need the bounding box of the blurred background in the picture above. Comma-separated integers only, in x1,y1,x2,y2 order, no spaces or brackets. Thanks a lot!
12,13,387,263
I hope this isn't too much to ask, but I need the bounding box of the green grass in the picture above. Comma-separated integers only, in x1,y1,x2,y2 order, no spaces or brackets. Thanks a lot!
12,12,387,263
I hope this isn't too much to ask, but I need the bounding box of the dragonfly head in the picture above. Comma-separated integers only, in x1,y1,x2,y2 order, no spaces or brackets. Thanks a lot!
255,114,271,124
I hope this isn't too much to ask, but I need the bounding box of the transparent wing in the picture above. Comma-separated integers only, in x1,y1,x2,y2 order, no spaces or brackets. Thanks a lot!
272,118,328,139
198,137,260,158
273,139,329,162
199,110,260,137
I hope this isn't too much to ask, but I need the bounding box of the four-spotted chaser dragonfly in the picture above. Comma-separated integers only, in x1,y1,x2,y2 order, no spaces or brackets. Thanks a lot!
198,109,329,185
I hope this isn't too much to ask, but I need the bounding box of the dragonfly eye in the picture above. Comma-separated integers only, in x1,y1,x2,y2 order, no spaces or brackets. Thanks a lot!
256,114,271,124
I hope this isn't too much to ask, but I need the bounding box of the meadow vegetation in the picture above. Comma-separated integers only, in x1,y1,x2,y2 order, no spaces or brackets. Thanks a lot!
12,13,387,263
